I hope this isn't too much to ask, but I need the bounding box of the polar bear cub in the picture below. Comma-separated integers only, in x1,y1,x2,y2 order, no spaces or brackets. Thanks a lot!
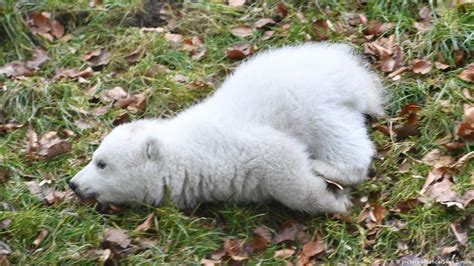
69,43,385,214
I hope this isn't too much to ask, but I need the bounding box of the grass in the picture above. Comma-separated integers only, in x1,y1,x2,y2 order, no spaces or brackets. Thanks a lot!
1,0,473,264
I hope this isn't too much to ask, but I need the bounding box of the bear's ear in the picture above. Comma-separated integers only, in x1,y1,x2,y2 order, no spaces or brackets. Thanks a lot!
144,137,160,161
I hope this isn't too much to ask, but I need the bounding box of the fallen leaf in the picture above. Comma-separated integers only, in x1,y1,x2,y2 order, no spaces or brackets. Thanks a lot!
0,241,11,255
164,33,183,43
0,219,12,231
0,123,22,132
228,0,245,7
224,238,251,261
103,228,131,249
313,19,330,40
250,226,272,252
411,59,432,74
441,244,459,256
38,131,72,159
0,61,32,77
29,11,65,41
262,30,274,40
32,229,49,249
434,62,450,70
74,118,92,130
227,43,255,60
201,258,221,266
273,220,310,244
146,64,171,77
456,105,474,141
450,223,467,246
363,20,391,36
135,213,154,233
112,112,130,126
174,73,189,83
301,239,325,257
421,149,455,168
26,49,49,70
83,48,112,67
54,67,95,81
253,18,276,28
277,3,288,17
124,48,143,64
459,64,474,83
230,25,253,38
105,86,128,101
370,204,387,224
273,248,295,259
396,198,420,213
44,190,65,205
419,6,432,21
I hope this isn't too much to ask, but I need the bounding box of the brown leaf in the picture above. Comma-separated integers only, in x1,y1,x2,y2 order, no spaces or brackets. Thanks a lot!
313,19,330,40
38,131,71,159
363,20,391,36
33,229,49,249
211,247,227,260
273,220,309,244
26,126,39,157
112,112,130,126
250,226,272,253
450,223,467,246
200,258,221,266
422,175,465,209
396,199,420,213
103,228,131,249
253,18,276,28
301,239,325,257
0,123,22,132
0,61,32,77
54,67,95,81
441,244,459,256
26,49,49,70
262,30,274,41
435,62,450,70
74,118,92,130
44,190,65,205
226,43,255,60
164,33,183,43
51,20,65,39
273,248,295,259
146,64,171,77
463,88,474,101
456,105,474,141
83,49,112,67
127,93,147,113
370,204,387,224
0,219,12,231
228,0,245,7
277,3,288,17
224,238,251,261
105,86,128,101
411,59,432,74
0,166,9,184
419,6,432,21
135,213,154,233
459,63,474,83
174,73,189,83
421,149,455,168
124,48,143,64
230,25,253,38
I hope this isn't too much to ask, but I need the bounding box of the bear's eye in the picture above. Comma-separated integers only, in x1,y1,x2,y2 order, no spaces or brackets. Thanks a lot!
97,160,107,169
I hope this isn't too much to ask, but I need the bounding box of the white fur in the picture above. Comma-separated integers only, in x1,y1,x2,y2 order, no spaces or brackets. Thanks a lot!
70,43,385,214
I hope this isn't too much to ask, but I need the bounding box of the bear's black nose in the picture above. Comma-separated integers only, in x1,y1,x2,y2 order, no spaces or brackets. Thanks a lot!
69,181,78,191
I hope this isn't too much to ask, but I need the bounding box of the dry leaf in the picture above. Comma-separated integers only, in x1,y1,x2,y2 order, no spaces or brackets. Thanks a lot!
0,123,22,132
277,3,288,17
228,0,245,7
262,31,274,41
103,228,131,249
105,86,128,101
363,20,391,36
227,43,255,60
274,248,295,259
421,149,455,168
411,59,432,74
26,49,49,70
230,25,253,38
459,64,474,83
164,33,183,43
124,48,143,64
83,48,112,67
456,105,474,141
434,62,450,70
273,220,310,244
301,239,325,257
29,11,65,41
38,131,72,159
254,18,276,28
396,198,420,213
224,238,251,261
441,244,459,256
33,229,49,249
450,223,467,246
0,167,9,184
135,213,154,233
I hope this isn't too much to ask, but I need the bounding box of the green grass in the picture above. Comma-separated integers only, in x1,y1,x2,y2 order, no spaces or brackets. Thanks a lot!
1,0,473,264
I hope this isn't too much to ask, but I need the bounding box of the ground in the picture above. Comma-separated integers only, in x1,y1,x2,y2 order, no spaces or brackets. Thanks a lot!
0,0,473,264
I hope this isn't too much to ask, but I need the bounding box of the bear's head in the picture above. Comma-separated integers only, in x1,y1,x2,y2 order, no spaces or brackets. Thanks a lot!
69,121,165,207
